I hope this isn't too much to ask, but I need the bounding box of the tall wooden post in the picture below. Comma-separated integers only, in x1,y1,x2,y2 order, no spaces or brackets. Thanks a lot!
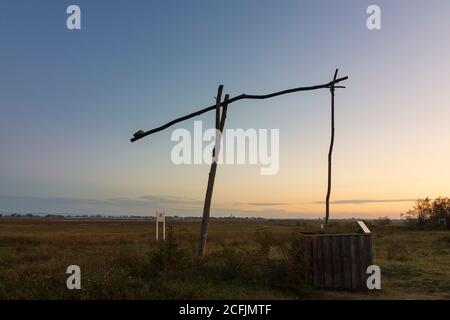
198,86,229,257
325,69,339,231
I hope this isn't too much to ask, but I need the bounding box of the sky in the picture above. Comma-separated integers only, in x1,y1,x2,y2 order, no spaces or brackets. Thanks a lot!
1,0,449,219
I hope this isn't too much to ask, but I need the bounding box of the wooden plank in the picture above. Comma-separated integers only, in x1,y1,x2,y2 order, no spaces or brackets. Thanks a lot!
367,235,373,265
331,236,343,288
300,236,310,283
323,236,333,287
359,235,368,287
303,232,373,237
306,237,313,284
312,237,319,286
364,234,373,289
317,237,324,287
320,236,326,286
357,220,371,234
350,236,360,288
342,236,352,289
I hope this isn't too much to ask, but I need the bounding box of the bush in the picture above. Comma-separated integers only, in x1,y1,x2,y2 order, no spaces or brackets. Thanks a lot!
377,216,391,225
431,197,450,229
147,225,190,276
253,229,274,258
402,197,450,229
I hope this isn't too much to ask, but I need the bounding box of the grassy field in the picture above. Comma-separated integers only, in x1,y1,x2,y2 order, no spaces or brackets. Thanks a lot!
0,218,449,300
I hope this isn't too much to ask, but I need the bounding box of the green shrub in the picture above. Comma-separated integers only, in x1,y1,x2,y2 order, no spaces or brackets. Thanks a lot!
402,197,450,229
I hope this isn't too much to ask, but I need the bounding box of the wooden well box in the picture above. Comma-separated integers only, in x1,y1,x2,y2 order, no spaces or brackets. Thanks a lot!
299,226,373,289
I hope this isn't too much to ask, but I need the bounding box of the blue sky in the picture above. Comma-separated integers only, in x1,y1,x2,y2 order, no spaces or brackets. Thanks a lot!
1,1,450,218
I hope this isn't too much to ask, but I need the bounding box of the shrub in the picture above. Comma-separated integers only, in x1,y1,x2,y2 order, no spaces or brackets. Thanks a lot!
402,198,432,228
147,225,189,276
253,229,274,258
377,216,391,225
402,197,450,229
430,197,450,229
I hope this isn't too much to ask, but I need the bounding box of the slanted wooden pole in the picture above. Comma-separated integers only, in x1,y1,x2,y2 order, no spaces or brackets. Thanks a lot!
198,87,229,257
324,69,339,231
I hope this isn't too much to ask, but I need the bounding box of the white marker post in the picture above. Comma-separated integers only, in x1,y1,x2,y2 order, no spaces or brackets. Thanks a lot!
155,211,166,241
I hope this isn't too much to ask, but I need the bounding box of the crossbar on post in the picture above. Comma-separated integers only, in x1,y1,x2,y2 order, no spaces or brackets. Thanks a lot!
130,77,348,142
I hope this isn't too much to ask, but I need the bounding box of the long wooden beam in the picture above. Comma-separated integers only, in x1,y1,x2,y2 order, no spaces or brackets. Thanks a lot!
130,76,348,142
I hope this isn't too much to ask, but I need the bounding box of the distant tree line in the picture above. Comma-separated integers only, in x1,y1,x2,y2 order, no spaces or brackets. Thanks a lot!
402,197,450,229
0,213,266,220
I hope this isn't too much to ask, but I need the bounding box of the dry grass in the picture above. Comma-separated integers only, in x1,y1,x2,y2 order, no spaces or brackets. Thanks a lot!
0,218,449,300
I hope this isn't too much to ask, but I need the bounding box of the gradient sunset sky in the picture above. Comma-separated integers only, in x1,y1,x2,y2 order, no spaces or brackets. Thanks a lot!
1,0,449,218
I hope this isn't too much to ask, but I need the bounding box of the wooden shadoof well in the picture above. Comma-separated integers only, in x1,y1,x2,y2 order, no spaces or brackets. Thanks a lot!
129,69,376,289
298,221,373,289
130,69,349,258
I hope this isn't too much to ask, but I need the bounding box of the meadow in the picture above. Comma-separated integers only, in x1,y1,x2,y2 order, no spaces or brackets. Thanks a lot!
0,217,449,300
